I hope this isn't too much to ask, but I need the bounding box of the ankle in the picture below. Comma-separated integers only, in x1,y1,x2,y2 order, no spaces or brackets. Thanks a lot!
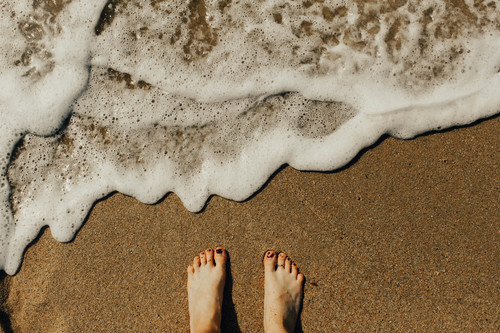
190,312,221,333
264,322,292,333
190,321,220,333
264,316,294,333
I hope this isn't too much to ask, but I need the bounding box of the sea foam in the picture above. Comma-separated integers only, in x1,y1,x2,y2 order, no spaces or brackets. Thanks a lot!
0,0,499,274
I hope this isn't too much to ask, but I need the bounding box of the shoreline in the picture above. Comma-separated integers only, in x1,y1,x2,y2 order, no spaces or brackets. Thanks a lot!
0,115,498,332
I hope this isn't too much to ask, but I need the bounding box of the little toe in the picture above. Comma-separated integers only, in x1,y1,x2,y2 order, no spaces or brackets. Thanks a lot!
297,273,305,283
263,251,277,272
277,252,287,268
205,248,214,266
187,264,194,275
200,252,206,265
214,247,226,266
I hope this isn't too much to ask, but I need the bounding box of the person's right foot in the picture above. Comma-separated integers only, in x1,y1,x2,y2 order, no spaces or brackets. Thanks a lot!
263,251,304,333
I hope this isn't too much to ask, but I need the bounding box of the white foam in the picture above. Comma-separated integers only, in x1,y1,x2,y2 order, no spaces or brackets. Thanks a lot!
0,0,107,273
0,0,499,274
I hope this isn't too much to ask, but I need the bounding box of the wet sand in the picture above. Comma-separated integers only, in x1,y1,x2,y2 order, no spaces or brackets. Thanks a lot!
0,116,498,332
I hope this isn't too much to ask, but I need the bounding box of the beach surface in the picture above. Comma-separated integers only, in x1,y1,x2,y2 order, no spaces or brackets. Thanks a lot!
0,116,498,332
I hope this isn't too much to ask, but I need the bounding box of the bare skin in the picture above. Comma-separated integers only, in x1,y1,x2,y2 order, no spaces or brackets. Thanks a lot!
186,249,304,333
263,251,304,333
187,247,227,333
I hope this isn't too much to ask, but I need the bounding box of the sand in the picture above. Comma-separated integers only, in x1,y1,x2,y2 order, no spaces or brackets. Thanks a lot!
0,116,498,332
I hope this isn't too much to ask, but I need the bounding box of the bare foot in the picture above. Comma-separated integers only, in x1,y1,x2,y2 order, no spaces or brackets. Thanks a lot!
187,247,227,333
263,251,304,333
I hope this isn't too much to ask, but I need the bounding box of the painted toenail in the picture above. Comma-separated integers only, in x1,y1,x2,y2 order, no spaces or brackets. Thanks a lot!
267,251,274,258
216,249,222,254
207,249,212,252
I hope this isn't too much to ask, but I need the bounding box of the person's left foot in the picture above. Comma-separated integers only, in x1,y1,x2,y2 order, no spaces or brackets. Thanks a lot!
187,247,227,333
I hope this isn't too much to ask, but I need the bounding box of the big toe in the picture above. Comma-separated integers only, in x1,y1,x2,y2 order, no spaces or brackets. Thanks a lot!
214,247,227,267
263,250,277,272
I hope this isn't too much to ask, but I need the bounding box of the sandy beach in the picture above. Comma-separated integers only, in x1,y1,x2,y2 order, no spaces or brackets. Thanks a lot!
0,115,496,332
0,1,498,332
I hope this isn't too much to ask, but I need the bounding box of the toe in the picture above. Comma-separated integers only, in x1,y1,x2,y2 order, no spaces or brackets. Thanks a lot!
193,256,201,271
297,273,305,283
187,264,194,276
200,252,206,265
285,257,292,272
263,251,277,272
291,263,298,277
277,252,287,269
214,247,226,266
205,248,214,266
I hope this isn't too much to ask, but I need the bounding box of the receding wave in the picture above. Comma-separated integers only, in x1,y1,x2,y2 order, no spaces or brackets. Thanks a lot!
0,0,499,274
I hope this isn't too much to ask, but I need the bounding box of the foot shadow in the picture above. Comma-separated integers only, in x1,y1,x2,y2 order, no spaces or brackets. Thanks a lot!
220,253,241,333
296,317,304,333
295,295,304,333
0,310,13,333
0,272,13,333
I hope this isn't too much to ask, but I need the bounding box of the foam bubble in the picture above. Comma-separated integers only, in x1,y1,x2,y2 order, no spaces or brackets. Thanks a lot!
0,0,499,274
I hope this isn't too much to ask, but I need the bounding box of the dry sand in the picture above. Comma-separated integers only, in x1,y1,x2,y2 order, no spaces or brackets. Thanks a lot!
0,116,498,332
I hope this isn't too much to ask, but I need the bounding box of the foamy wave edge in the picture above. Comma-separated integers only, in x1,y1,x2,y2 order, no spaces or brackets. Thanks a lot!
1,0,499,274
3,72,499,275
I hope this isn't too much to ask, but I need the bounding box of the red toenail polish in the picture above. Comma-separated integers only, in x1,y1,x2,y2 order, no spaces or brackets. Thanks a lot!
207,249,212,252
216,249,222,254
267,252,274,258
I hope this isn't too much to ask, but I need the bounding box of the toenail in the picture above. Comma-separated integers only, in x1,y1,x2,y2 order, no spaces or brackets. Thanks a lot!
266,251,274,258
216,249,222,254
207,249,212,252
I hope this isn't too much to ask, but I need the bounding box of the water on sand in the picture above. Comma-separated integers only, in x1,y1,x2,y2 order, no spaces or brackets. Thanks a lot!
0,0,499,274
